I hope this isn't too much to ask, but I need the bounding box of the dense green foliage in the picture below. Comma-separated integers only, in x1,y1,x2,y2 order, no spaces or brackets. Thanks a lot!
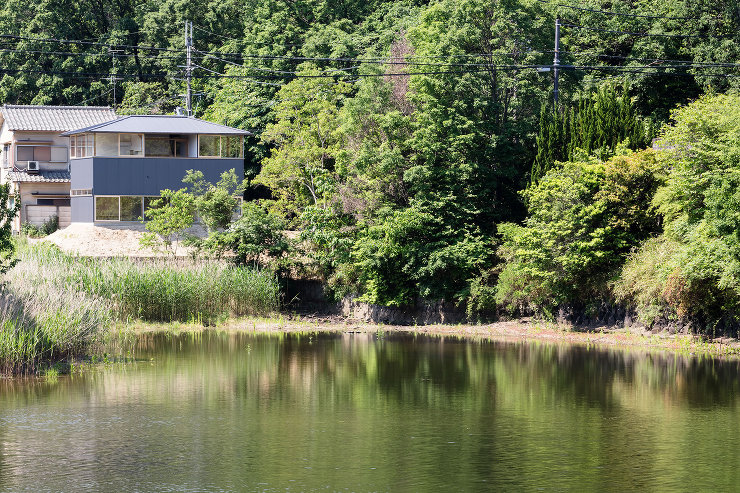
497,150,663,315
2,0,739,327
531,84,657,184
615,94,740,331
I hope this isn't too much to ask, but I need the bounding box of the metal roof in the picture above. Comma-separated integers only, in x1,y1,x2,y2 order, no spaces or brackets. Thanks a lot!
7,170,70,183
62,115,251,136
0,105,116,132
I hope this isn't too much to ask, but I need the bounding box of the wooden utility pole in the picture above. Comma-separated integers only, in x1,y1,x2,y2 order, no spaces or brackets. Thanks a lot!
553,18,561,105
185,20,193,116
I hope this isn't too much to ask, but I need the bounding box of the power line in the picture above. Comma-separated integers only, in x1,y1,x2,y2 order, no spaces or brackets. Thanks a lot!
533,0,694,20
0,47,185,60
559,50,740,68
75,86,115,106
0,33,182,53
561,23,722,39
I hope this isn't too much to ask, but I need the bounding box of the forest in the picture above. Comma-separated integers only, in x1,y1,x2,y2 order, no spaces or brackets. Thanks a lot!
2,0,739,332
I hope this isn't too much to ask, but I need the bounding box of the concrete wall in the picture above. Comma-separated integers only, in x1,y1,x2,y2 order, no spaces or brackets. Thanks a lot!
72,157,244,196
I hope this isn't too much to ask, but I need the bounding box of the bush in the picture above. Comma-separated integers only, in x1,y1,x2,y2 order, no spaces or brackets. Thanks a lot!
21,215,59,238
496,150,663,315
615,94,740,332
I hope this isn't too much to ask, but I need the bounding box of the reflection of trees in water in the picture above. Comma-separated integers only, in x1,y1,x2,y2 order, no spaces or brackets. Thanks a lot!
128,331,740,412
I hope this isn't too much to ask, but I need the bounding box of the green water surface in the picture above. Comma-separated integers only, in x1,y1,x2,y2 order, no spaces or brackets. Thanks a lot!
0,331,738,491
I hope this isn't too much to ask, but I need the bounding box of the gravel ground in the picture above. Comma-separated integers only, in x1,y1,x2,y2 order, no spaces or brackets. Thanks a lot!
39,223,200,257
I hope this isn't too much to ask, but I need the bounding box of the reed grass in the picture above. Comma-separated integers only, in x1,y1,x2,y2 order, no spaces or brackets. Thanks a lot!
9,243,280,323
0,243,280,374
0,285,110,374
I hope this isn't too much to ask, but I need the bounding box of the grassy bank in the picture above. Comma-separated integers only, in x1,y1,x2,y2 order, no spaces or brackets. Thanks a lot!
0,243,281,374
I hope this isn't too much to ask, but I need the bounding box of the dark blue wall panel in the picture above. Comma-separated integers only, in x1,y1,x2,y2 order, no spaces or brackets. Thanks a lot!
90,157,244,196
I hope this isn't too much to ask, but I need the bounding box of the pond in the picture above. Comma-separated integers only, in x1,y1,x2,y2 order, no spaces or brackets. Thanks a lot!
0,331,739,491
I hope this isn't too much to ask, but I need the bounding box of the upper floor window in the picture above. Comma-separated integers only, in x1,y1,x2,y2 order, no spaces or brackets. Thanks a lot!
70,134,94,158
119,134,144,156
145,135,189,157
16,145,67,163
199,135,243,158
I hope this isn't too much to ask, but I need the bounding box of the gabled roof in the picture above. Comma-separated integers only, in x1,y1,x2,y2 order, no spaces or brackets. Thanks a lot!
62,115,251,136
7,170,70,183
0,105,116,132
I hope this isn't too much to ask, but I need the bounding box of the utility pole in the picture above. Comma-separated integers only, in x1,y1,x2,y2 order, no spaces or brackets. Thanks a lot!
185,20,193,116
109,48,123,108
553,18,560,106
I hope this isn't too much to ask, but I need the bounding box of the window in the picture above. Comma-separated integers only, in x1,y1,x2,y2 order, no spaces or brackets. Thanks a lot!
71,134,94,158
95,196,119,221
144,135,189,157
223,136,242,158
3,144,8,167
16,145,65,162
95,196,160,221
199,135,220,157
119,134,144,156
71,189,93,196
120,196,143,221
143,196,163,221
95,133,118,156
199,135,243,158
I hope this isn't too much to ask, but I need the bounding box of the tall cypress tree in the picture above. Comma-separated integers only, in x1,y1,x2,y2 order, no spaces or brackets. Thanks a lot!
530,83,655,185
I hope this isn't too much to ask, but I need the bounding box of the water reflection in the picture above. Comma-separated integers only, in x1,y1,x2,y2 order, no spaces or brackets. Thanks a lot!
0,331,738,491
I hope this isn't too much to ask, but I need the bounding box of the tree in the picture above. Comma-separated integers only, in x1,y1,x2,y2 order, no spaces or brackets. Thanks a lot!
497,150,663,315
531,84,657,184
183,169,246,233
222,202,289,267
0,184,21,272
615,94,740,330
257,64,352,215
140,188,196,256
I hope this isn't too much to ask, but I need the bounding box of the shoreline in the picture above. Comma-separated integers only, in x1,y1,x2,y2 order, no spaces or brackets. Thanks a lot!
130,316,740,359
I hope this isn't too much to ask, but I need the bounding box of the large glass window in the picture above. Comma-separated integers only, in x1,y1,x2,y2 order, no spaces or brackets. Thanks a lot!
120,196,143,221
143,196,163,221
199,135,220,157
199,135,243,158
119,134,143,156
144,135,189,157
95,133,118,157
223,136,242,158
95,196,119,221
95,196,159,221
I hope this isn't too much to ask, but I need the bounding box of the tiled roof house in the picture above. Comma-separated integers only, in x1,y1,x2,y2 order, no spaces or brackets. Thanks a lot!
0,105,116,230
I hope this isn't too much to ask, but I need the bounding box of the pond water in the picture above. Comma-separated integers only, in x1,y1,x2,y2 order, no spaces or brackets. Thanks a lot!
0,331,739,491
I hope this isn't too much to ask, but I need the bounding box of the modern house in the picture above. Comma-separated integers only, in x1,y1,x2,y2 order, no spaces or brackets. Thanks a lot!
62,115,248,224
0,106,249,231
0,105,117,231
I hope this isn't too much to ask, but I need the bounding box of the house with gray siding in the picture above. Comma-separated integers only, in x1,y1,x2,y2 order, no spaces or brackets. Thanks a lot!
61,115,249,224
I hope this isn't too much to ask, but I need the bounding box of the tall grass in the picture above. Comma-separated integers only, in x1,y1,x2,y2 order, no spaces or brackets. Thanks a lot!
0,285,110,374
0,243,280,374
9,244,280,323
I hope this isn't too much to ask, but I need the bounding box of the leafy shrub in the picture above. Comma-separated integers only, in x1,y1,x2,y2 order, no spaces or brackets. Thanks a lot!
496,150,663,315
615,94,740,332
